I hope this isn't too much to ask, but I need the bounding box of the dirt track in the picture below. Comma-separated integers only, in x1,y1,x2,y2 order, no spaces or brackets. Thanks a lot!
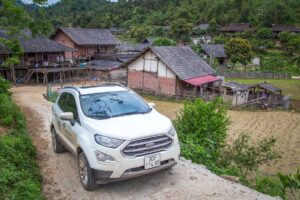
12,86,277,200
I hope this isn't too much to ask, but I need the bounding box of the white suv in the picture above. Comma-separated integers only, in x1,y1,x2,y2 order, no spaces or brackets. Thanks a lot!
51,84,180,190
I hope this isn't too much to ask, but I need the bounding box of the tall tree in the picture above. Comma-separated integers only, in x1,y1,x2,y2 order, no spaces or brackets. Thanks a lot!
224,38,252,71
0,0,50,83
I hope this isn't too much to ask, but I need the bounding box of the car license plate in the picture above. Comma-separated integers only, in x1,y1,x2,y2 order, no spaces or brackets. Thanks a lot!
144,154,161,169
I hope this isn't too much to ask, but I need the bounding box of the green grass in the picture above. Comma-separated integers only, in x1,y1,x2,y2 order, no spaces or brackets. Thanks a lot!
0,82,44,200
226,78,300,100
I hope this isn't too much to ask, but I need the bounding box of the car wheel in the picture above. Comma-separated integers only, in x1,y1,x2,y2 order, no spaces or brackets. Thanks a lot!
51,127,65,153
78,152,97,190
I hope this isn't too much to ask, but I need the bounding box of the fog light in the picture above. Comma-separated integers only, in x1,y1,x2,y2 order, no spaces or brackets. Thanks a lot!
95,151,115,162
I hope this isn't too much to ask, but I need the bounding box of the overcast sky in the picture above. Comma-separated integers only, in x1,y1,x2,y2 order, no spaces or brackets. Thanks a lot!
24,0,60,4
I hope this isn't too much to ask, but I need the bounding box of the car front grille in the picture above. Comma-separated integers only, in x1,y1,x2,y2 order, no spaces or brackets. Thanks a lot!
122,135,173,157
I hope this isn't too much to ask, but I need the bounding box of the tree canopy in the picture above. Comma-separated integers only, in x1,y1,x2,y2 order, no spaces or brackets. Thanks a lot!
16,0,300,30
224,38,252,69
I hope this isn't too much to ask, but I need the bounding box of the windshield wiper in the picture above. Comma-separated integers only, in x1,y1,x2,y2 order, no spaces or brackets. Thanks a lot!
87,115,111,119
113,109,151,118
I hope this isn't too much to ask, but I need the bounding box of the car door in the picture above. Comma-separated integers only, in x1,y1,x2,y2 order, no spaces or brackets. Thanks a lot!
61,93,81,153
55,92,78,154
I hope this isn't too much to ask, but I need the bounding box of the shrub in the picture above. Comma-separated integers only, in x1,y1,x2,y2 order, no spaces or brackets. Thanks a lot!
0,134,44,200
0,80,44,199
219,133,281,177
254,176,285,198
257,28,273,40
174,98,229,167
0,93,25,129
0,76,11,95
153,37,176,46
278,169,300,200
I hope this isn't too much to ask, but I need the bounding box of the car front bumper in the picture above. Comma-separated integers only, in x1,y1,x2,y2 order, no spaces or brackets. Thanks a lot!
90,144,180,184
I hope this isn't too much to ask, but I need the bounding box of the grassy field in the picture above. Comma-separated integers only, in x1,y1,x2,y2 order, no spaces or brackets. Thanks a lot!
226,78,300,100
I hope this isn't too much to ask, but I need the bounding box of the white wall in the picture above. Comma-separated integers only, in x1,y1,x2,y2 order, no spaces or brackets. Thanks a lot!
232,91,249,106
128,49,176,78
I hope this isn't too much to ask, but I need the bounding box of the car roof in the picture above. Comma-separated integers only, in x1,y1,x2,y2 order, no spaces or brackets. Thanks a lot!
62,84,129,95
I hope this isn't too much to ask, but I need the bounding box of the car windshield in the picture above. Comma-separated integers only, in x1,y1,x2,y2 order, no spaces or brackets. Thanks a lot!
79,90,152,119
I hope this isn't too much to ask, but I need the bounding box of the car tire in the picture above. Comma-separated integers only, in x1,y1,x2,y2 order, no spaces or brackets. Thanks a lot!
51,127,65,153
78,152,97,190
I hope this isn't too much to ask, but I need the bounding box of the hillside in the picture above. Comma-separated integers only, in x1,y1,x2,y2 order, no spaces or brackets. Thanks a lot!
33,0,300,29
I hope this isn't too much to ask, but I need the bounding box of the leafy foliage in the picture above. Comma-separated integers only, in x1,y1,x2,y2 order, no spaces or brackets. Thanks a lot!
170,18,192,42
0,79,44,199
225,38,253,68
219,133,281,177
278,32,300,54
278,169,300,200
30,0,300,29
153,37,176,46
253,176,285,198
0,0,51,84
174,98,229,167
0,76,11,94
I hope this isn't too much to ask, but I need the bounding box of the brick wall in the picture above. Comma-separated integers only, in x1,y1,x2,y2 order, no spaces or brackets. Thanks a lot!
53,31,75,59
128,71,176,95
53,31,116,59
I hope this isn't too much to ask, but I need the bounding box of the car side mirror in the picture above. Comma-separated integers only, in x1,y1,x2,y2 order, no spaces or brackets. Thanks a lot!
148,102,156,108
60,112,75,126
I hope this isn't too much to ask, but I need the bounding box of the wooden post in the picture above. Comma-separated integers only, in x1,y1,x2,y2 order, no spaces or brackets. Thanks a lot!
36,72,39,84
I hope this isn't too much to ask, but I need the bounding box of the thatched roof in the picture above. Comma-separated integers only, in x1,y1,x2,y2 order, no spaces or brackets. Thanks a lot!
271,24,300,33
0,30,76,54
220,23,251,32
201,44,227,58
53,27,120,46
123,46,215,80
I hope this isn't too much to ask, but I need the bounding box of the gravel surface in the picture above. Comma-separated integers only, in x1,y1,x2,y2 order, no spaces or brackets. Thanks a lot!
12,86,279,200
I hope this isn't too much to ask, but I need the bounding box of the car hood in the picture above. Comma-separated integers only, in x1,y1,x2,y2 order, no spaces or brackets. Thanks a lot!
83,110,172,140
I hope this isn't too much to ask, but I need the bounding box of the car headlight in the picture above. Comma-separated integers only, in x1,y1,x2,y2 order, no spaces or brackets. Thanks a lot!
94,134,125,148
168,125,177,137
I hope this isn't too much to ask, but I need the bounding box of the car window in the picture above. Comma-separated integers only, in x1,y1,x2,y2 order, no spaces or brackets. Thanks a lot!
67,94,79,122
58,92,79,122
79,91,151,119
58,93,69,111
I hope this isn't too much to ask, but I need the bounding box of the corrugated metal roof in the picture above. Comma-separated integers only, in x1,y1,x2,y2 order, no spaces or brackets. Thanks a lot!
184,75,220,86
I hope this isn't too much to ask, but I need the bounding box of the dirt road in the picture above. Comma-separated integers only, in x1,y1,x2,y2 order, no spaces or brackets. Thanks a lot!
12,86,277,200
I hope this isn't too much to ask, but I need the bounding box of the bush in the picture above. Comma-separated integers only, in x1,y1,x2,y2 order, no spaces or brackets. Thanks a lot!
153,37,176,46
0,134,44,200
174,98,229,167
0,80,44,199
0,76,11,95
0,93,25,128
254,176,285,198
278,169,300,200
219,133,281,177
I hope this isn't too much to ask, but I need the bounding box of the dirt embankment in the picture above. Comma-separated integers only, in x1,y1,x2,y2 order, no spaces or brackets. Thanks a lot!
12,86,277,200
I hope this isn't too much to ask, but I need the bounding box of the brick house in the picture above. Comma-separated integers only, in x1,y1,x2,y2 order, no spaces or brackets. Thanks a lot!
51,27,120,60
123,46,220,96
